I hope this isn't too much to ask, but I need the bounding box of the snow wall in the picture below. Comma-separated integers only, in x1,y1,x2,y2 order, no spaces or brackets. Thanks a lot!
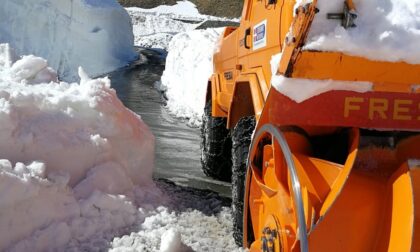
160,28,223,126
0,0,137,82
0,44,155,250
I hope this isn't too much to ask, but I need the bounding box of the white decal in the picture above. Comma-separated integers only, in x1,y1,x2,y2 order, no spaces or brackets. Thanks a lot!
253,20,267,50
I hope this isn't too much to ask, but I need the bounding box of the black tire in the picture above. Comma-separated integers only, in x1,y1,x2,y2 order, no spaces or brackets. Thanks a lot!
231,116,256,246
200,101,232,182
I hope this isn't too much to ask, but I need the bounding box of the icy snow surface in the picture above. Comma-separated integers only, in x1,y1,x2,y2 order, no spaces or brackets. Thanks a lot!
270,53,373,103
304,0,420,64
0,0,137,82
160,29,223,126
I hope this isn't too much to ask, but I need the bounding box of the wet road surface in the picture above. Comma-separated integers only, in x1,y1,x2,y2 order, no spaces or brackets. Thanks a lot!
109,49,231,198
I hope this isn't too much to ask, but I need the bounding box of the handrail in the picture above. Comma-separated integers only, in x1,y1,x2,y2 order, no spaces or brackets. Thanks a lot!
247,124,309,252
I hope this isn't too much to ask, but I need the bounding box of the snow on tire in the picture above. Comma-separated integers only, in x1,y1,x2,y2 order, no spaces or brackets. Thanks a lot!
231,116,256,246
200,101,232,182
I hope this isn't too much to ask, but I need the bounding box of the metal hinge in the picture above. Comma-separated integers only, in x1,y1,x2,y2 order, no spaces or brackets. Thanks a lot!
327,1,358,29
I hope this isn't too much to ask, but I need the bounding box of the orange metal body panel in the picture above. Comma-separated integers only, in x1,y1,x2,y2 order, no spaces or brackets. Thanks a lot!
307,165,414,252
412,167,420,250
245,128,420,252
211,0,286,123
208,0,420,251
292,52,420,88
265,89,420,131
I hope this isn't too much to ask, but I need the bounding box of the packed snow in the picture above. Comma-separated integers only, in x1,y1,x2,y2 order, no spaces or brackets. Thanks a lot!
130,1,205,19
0,0,137,82
0,44,155,251
159,228,182,252
127,8,197,50
126,1,232,50
270,53,373,103
0,45,241,251
304,0,420,64
160,29,223,126
110,181,243,252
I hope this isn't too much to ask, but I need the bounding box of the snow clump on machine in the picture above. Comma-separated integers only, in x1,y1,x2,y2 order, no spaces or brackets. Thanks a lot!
0,0,137,82
304,0,420,64
270,53,373,103
160,28,223,126
0,44,155,250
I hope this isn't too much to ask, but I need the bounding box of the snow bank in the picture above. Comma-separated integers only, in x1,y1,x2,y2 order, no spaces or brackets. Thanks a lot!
131,0,239,22
304,0,420,64
133,1,204,19
126,1,234,50
160,29,223,126
0,45,155,250
127,8,196,50
270,53,372,103
0,0,137,82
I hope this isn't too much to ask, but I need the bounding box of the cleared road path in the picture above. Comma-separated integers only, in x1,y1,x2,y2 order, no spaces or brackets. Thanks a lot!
109,48,231,197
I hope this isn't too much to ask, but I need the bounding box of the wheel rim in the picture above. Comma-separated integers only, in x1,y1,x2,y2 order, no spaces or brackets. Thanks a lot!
244,124,308,252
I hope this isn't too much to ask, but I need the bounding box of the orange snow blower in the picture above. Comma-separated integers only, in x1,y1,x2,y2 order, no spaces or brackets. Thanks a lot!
200,0,420,251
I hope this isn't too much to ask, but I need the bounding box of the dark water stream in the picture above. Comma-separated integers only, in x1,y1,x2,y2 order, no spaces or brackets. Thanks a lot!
109,49,231,197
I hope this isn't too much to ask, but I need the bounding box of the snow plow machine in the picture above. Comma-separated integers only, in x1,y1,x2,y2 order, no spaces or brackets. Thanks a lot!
200,0,420,251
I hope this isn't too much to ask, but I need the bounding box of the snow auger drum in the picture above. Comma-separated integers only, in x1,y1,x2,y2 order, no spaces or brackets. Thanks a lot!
243,90,420,251
202,0,420,251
